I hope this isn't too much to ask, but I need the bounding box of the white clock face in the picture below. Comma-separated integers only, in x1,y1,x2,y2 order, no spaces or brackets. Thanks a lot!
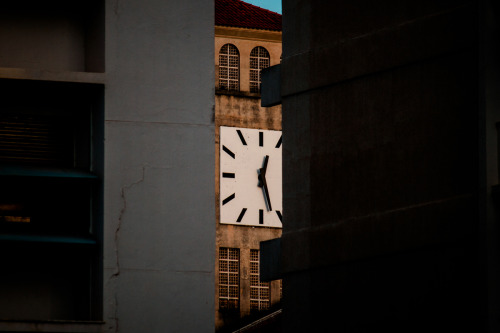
220,126,282,228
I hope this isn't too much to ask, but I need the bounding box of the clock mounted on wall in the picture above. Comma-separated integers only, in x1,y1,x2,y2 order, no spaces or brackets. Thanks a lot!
219,126,282,228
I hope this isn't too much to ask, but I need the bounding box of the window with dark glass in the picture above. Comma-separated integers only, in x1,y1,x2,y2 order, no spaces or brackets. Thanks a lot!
219,44,240,91
250,249,270,311
219,247,240,310
250,46,270,93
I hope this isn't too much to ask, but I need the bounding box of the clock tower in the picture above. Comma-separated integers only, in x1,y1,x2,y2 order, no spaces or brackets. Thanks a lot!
214,0,282,330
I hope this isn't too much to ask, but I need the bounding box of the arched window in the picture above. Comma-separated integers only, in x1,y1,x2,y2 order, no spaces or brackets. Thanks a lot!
250,46,270,93
219,44,239,91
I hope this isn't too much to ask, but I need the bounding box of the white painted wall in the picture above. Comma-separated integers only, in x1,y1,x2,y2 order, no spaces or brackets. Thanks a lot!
104,1,215,332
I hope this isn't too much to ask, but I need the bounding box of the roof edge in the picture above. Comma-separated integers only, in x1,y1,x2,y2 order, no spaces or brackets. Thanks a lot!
215,24,282,33
215,25,282,43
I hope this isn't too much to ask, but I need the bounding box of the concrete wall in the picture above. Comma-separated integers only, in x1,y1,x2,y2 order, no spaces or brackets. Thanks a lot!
0,1,214,332
0,2,104,72
281,0,490,332
104,1,215,332
483,1,500,330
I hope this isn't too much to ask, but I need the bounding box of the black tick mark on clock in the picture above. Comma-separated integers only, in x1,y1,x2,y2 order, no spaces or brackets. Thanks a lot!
222,193,235,205
236,130,247,145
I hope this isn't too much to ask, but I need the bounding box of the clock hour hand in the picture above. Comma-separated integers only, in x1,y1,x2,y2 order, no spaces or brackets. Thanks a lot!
262,180,272,212
257,155,272,211
262,154,269,172
257,155,268,186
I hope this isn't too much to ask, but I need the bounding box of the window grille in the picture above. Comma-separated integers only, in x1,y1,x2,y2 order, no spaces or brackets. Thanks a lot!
249,46,270,93
219,247,240,309
219,44,240,91
0,114,75,167
250,249,270,311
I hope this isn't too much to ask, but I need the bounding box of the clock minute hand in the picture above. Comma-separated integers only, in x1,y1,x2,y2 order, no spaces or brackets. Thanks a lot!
262,155,269,173
262,179,272,211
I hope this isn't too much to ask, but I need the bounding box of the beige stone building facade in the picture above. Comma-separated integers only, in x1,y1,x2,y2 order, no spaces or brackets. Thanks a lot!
214,0,282,330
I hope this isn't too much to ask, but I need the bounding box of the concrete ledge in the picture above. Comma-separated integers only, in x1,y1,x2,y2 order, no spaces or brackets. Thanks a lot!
0,67,105,84
0,320,104,332
281,194,476,273
216,89,261,99
281,4,475,97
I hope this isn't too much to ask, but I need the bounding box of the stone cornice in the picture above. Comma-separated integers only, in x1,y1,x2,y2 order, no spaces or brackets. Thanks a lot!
215,26,282,43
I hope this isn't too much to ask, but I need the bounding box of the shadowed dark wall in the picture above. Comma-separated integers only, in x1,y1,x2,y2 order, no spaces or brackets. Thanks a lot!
280,0,497,331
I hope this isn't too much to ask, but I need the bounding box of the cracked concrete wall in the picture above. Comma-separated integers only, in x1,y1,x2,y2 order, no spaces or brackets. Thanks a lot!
104,0,215,332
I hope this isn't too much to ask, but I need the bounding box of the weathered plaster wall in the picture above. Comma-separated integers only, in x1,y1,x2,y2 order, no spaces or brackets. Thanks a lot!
104,1,215,332
214,93,282,329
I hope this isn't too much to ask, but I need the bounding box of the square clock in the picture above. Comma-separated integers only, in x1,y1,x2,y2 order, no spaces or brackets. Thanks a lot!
219,126,282,228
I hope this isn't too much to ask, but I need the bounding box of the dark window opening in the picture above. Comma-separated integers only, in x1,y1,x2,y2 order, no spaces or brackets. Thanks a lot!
0,79,103,321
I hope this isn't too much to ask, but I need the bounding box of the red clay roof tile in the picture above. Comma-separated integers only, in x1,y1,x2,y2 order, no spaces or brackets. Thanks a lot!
215,0,282,31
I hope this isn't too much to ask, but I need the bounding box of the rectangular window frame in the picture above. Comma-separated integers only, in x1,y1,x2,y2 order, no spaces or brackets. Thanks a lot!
219,247,240,310
250,249,270,312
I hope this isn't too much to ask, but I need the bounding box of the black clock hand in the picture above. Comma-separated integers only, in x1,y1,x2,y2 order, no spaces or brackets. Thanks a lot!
257,155,268,187
262,179,272,211
257,155,272,211
258,173,272,211
262,154,269,172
